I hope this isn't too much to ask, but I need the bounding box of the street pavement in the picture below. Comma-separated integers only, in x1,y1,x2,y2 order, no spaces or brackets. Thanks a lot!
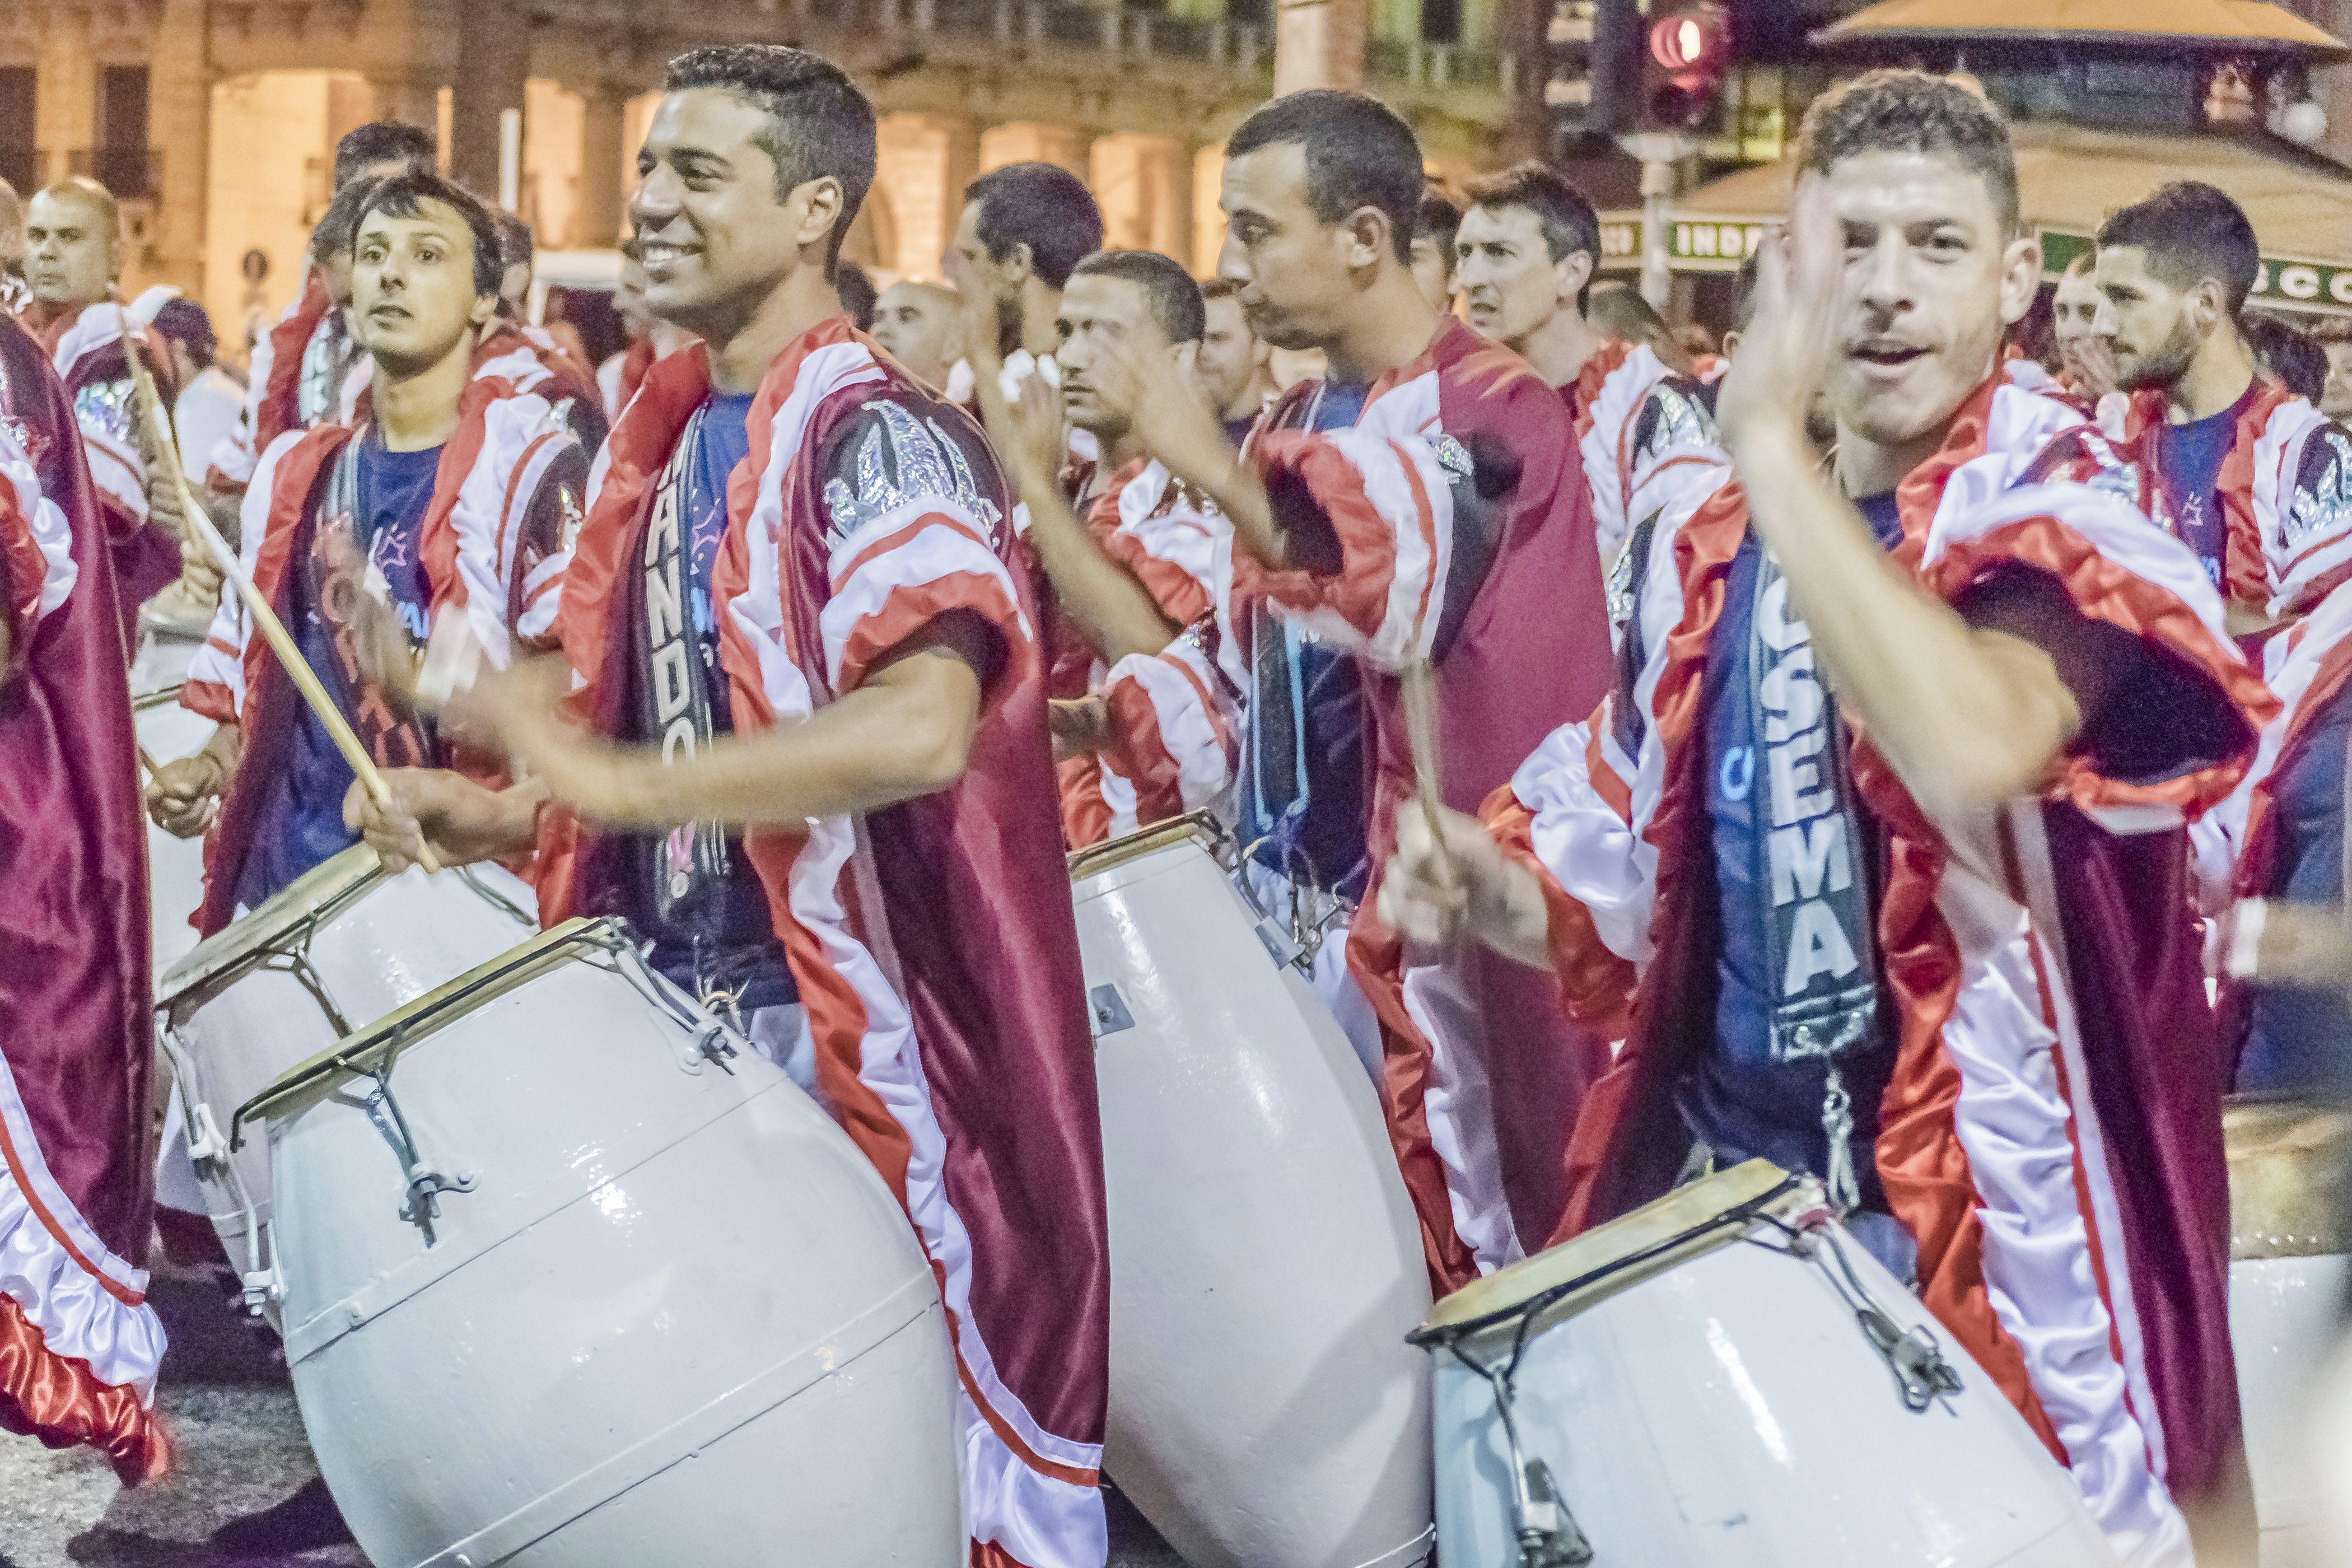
2,1259,1184,1567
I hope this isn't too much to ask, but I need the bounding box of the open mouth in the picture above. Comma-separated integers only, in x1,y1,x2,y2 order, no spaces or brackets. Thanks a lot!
640,242,697,270
1850,341,1926,370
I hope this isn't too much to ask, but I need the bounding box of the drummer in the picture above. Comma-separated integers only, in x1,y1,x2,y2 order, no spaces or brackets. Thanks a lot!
1382,68,2267,1562
146,170,589,935
347,45,1112,1568
970,249,1236,847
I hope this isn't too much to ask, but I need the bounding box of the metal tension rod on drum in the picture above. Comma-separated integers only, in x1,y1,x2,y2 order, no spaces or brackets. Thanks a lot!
114,310,441,875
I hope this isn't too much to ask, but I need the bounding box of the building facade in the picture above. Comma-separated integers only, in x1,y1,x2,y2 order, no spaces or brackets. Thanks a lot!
2,0,1530,360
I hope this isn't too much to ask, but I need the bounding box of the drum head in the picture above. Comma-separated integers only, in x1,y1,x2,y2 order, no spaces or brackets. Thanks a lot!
1419,1160,1804,1339
2226,1095,2352,1259
235,917,618,1135
1066,811,1223,886
156,843,385,1009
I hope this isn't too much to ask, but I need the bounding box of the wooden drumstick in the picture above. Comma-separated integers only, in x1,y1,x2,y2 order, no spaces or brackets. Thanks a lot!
1399,656,1460,946
114,310,441,874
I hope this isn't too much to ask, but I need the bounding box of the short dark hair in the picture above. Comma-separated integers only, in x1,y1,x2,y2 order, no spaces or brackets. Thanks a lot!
2245,312,2327,402
312,174,386,263
1797,69,2019,237
2098,180,2261,315
334,122,437,191
353,171,505,298
1071,249,1206,344
664,45,876,279
1417,188,1463,281
1226,90,1423,265
495,211,533,272
963,163,1103,292
1464,161,1601,310
1588,279,1672,344
836,260,878,330
151,297,217,366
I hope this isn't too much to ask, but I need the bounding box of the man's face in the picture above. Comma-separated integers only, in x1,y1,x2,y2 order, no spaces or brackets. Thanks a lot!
1409,234,1454,313
0,191,22,274
948,200,1025,343
872,282,957,385
1819,150,2034,453
1454,204,1573,349
349,202,493,372
2323,340,2352,420
2051,272,2104,353
631,88,815,336
2095,245,2204,393
1194,293,1263,412
1056,272,1173,440
1219,143,1366,353
24,191,116,308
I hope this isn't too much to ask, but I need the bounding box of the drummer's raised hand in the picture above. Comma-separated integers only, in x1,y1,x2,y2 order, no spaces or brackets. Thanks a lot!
344,768,544,874
1378,804,1554,969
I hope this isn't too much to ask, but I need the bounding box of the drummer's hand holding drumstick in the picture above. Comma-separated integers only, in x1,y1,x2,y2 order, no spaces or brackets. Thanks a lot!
1379,805,1554,970
146,725,241,838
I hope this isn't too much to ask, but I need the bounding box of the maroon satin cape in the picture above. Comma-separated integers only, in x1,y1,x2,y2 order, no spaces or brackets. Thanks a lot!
0,312,169,1481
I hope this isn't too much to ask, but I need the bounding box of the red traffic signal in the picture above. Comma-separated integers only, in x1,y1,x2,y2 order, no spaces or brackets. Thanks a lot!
1645,2,1731,129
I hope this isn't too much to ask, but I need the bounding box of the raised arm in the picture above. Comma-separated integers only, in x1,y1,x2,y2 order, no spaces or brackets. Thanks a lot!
1716,178,2079,843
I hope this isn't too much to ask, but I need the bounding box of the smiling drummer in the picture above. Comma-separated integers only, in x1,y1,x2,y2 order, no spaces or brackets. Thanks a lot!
146,171,587,936
348,46,1110,1568
1383,71,2271,1565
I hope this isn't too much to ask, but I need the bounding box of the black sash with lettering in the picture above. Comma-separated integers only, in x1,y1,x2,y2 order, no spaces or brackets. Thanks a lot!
1746,548,1881,1207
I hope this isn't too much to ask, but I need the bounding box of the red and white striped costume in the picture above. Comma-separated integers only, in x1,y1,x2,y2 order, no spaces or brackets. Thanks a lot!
180,375,584,932
206,270,340,494
1491,372,2272,1565
541,318,1109,1568
0,313,170,1480
17,298,183,635
1050,455,1238,846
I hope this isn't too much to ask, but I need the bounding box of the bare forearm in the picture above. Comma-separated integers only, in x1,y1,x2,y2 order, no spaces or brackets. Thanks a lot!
561,663,977,828
1017,475,1178,663
1733,427,2076,823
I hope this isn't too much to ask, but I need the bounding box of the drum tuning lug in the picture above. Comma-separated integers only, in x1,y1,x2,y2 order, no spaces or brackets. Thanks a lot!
681,1022,739,1075
361,1077,478,1238
241,1262,283,1314
186,1102,229,1165
1853,1304,1963,1412
1516,1458,1594,1566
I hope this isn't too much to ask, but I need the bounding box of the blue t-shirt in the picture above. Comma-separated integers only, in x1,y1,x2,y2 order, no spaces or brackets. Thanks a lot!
236,440,443,911
2239,674,2352,1094
1240,382,1373,897
632,391,797,1011
2155,385,2256,591
1681,491,1902,1200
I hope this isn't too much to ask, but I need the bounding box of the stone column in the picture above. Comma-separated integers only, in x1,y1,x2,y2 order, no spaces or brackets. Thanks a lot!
941,115,981,250
581,84,627,247
147,0,210,296
1273,0,1368,96
449,3,529,200
1163,136,1194,274
35,7,96,189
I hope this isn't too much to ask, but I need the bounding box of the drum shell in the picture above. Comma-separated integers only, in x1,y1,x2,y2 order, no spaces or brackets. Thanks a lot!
2224,1097,2352,1549
1432,1221,2107,1567
162,862,535,1271
1076,835,1434,1568
270,946,964,1568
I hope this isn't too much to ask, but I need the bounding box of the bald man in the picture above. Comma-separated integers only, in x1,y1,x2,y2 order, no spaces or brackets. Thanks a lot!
870,278,960,391
18,178,184,641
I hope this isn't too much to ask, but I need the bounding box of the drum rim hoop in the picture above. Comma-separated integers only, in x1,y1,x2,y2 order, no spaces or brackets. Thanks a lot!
156,842,388,1010
1066,810,1224,884
132,682,190,713
1412,1161,1806,1345
231,916,621,1139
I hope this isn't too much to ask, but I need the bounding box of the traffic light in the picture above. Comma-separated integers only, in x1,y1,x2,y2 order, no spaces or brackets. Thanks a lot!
1547,0,1643,147
1643,1,1732,130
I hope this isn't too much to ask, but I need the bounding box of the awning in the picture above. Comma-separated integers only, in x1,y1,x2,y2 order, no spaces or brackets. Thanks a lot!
1813,0,2344,54
1597,119,2352,315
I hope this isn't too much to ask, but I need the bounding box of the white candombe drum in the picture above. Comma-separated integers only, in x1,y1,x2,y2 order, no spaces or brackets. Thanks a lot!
130,631,213,976
1072,815,1435,1568
248,917,964,1568
1419,1162,2110,1567
154,844,538,1311
2223,1096,2352,1567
